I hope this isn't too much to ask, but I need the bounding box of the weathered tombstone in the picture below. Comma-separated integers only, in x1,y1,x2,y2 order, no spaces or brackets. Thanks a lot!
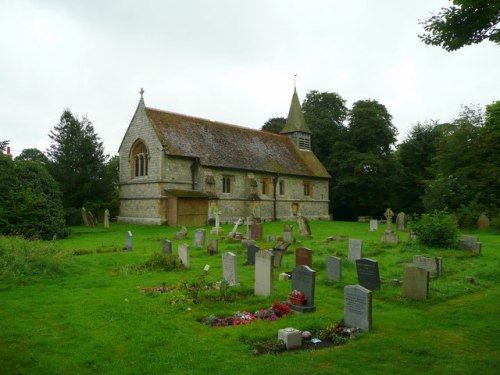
266,235,277,242
178,243,190,268
247,244,259,265
174,226,188,240
283,224,294,242
297,215,312,237
87,210,97,227
249,223,263,241
241,239,256,248
291,265,316,313
326,256,342,282
222,252,239,285
245,215,256,238
193,229,206,248
81,207,89,226
273,241,291,252
278,328,302,350
344,285,372,332
162,239,172,254
229,218,243,239
103,209,110,229
402,265,429,300
477,213,490,230
348,239,363,262
207,238,218,256
295,247,312,268
254,250,273,296
396,212,406,230
356,258,380,290
125,231,133,251
273,249,284,268
413,255,442,275
369,219,378,232
210,206,224,235
458,235,482,254
381,208,400,244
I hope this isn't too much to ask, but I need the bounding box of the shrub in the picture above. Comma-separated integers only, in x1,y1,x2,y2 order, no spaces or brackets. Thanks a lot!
143,252,183,271
409,210,459,248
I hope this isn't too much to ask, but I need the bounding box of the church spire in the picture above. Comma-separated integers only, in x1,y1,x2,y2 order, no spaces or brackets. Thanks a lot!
280,86,312,150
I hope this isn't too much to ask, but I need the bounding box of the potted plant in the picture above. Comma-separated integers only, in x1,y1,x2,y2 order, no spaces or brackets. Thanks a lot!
289,289,307,306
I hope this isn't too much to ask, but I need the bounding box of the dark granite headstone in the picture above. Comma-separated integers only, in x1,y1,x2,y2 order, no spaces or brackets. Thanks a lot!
291,265,316,313
162,239,172,254
356,258,380,290
247,244,259,265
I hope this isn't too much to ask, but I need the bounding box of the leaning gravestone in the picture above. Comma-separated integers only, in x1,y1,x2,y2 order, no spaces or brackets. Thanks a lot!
297,215,312,237
348,239,363,262
402,265,429,300
295,247,313,267
174,226,188,240
125,231,133,251
193,229,206,248
222,252,239,285
247,244,259,265
413,255,442,275
273,250,284,268
254,250,273,296
381,208,400,244
178,243,190,268
103,209,110,229
396,212,406,230
162,239,172,254
207,238,218,256
81,207,89,226
344,285,372,332
369,220,378,232
356,258,380,290
291,265,316,313
326,256,342,282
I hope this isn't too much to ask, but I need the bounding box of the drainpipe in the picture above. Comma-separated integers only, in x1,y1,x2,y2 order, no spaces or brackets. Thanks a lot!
190,158,199,190
272,174,279,221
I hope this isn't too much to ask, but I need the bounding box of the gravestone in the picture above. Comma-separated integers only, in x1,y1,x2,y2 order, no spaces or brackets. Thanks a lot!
273,250,284,268
369,220,378,232
348,239,363,262
297,215,312,237
273,241,291,252
266,235,277,242
326,256,342,282
396,212,406,230
295,247,312,267
207,238,218,256
278,328,302,350
458,235,482,254
193,229,206,248
241,239,256,248
356,258,380,290
402,265,429,300
249,223,263,241
125,231,133,251
81,207,89,226
222,252,239,285
103,209,110,229
175,226,188,240
162,239,172,254
381,208,400,244
210,206,224,235
229,218,243,239
344,285,372,332
254,250,273,296
477,213,490,230
413,255,442,275
291,265,316,313
247,244,259,265
178,243,190,268
283,224,294,242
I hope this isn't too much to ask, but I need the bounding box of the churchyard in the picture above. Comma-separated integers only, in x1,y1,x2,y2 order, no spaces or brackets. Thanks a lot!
0,220,498,374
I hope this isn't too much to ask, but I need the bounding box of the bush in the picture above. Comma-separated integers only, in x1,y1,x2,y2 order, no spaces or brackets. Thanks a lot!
409,210,459,248
143,252,183,271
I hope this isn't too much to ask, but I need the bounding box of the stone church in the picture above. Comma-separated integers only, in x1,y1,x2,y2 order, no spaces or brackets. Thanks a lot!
117,88,330,226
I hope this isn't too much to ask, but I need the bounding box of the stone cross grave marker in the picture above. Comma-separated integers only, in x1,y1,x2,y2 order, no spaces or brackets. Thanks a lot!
381,208,400,244
103,209,110,229
254,250,273,296
369,220,378,231
222,252,239,286
283,224,293,243
210,206,223,235
247,244,259,265
356,258,381,290
326,256,342,282
178,243,190,268
125,231,133,251
413,255,442,275
193,229,206,248
207,238,218,256
344,285,372,332
229,218,243,239
162,239,172,254
348,239,362,262
402,265,429,300
396,212,406,230
295,247,312,268
291,265,316,313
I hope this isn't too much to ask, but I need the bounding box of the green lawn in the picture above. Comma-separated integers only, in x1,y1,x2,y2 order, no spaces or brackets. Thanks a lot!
1,221,499,374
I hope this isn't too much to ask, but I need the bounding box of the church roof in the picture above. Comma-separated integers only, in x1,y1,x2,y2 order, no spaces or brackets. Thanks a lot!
280,88,311,134
145,107,330,179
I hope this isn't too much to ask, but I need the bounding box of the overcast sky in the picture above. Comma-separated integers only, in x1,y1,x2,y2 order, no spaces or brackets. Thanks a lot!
1,0,499,157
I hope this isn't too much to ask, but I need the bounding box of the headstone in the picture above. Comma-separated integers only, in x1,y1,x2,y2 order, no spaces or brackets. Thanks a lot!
103,209,110,229
344,285,372,332
222,252,239,285
297,215,312,237
413,255,442,275
369,220,378,232
273,241,291,252
162,239,172,254
458,235,482,254
175,226,188,240
266,235,277,242
247,244,259,265
348,239,363,262
290,265,316,313
193,229,206,248
81,207,89,226
396,212,406,230
254,250,273,296
278,328,302,350
381,208,400,244
295,247,312,267
326,256,342,282
477,213,490,230
229,218,243,239
207,238,218,256
87,210,96,227
241,239,256,248
249,223,263,241
402,265,429,300
245,215,256,238
178,243,190,268
273,250,284,268
125,231,133,251
210,206,224,235
283,224,294,242
356,258,380,290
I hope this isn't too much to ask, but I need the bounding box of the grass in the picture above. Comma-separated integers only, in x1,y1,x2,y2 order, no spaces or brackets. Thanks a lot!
0,221,499,374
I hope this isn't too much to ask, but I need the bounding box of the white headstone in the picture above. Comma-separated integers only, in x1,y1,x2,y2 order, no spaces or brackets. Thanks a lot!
344,285,372,332
178,243,190,268
222,252,239,286
326,256,342,282
348,239,363,262
369,220,378,231
254,250,273,296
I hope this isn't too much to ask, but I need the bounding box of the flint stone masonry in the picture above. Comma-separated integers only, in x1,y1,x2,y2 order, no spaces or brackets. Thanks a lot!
344,285,372,332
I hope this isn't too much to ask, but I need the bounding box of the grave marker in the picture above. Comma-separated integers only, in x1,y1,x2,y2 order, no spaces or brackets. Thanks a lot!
193,229,206,248
103,209,110,229
249,223,263,241
348,239,362,262
222,252,239,285
247,244,259,265
344,285,372,332
178,243,190,268
290,265,316,313
207,238,218,256
295,247,313,267
162,239,172,254
125,231,133,251
413,255,442,275
356,258,380,290
369,220,378,231
254,250,273,296
381,208,400,244
396,212,406,230
326,256,342,282
402,265,429,300
458,235,482,254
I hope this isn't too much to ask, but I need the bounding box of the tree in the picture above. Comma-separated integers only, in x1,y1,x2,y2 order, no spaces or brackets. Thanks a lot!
261,117,286,134
15,148,49,165
419,0,500,51
47,110,109,224
0,140,9,153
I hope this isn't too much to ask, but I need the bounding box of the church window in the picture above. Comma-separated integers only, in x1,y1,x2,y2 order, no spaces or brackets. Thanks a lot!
222,176,231,193
131,141,149,177
303,181,313,196
279,180,285,195
261,177,270,195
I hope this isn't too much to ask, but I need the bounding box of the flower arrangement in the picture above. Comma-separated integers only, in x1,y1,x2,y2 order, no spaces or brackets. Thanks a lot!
289,290,307,305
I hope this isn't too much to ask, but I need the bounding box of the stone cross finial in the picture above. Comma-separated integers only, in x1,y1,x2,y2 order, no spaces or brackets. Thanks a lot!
384,208,394,232
140,88,144,98
294,74,298,89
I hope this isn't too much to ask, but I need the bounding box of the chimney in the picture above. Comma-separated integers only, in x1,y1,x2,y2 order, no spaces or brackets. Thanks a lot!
6,146,12,159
